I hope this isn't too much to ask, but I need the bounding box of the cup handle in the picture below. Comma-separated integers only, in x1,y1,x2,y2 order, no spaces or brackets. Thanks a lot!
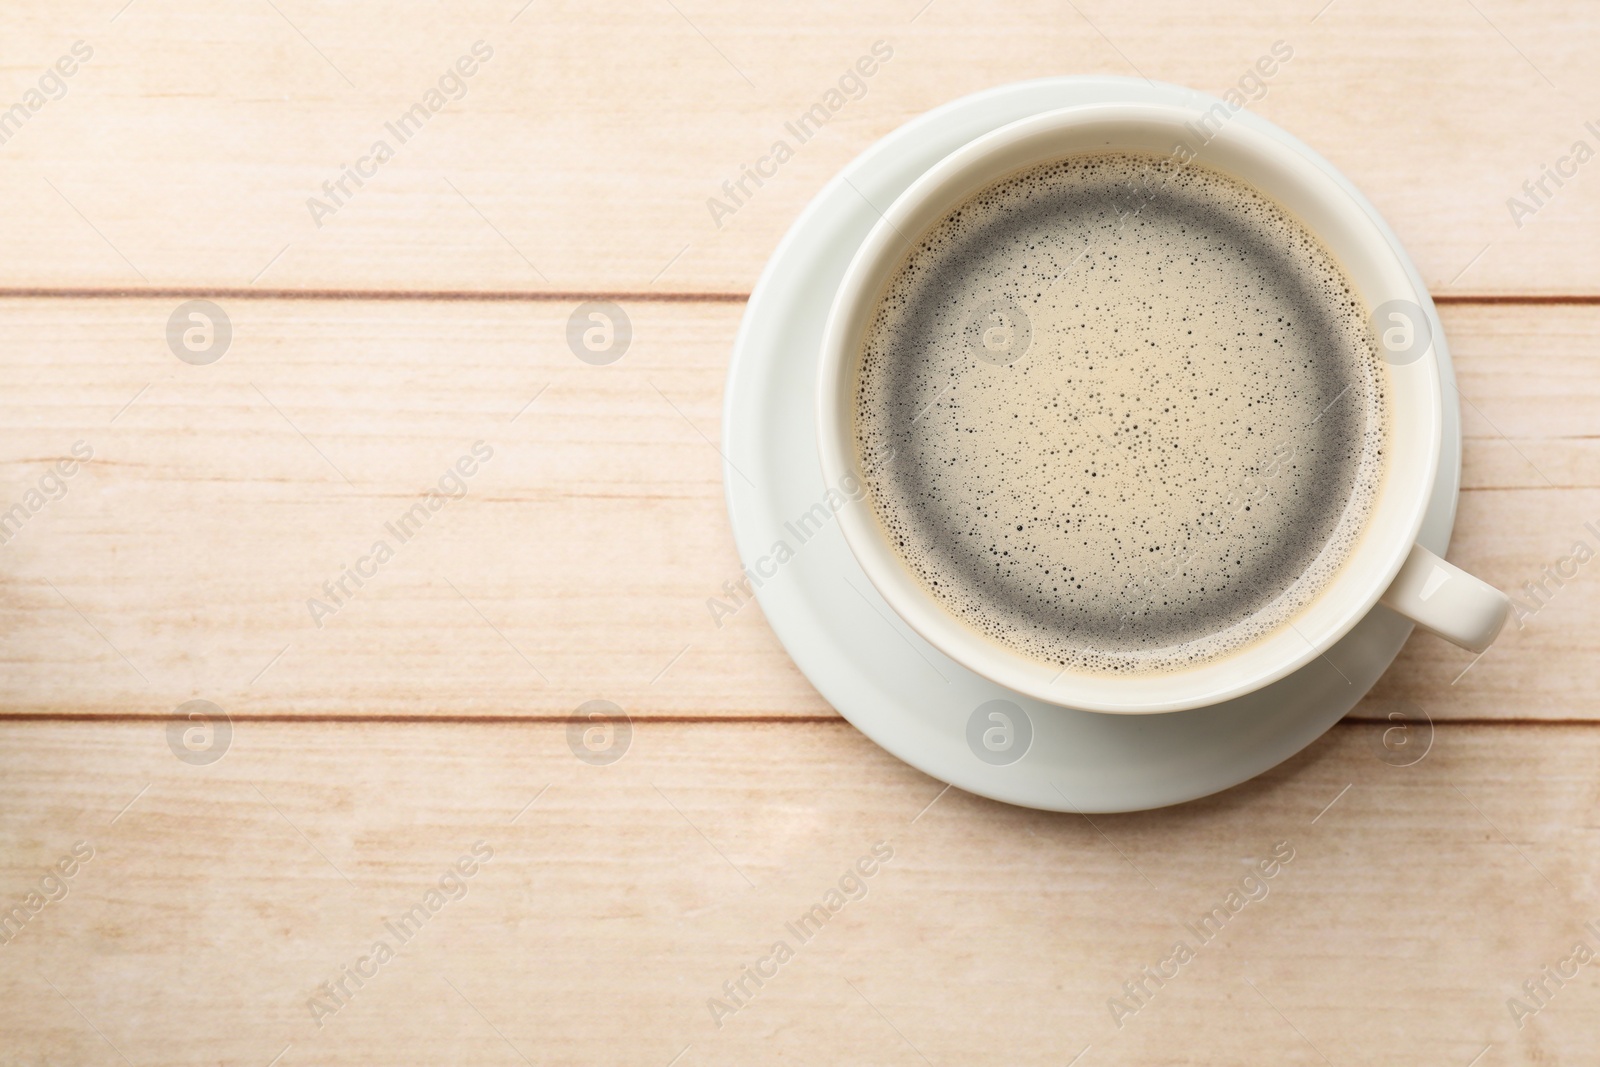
1377,543,1511,653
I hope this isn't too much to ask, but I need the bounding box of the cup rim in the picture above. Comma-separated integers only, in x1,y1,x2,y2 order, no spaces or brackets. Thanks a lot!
816,101,1441,714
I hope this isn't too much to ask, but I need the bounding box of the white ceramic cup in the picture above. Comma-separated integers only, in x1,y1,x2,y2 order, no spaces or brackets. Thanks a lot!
817,102,1511,715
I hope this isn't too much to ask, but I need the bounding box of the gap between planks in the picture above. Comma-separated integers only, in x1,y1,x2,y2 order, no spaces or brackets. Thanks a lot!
0,288,1599,305
0,713,1587,727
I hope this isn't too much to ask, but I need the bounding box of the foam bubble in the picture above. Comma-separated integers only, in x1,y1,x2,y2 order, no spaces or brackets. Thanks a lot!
854,151,1389,674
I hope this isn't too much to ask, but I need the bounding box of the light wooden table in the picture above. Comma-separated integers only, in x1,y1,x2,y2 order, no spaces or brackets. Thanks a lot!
1,2,1597,1064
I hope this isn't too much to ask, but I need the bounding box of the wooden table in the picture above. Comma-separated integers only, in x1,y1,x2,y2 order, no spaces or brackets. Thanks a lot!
1,2,1597,1064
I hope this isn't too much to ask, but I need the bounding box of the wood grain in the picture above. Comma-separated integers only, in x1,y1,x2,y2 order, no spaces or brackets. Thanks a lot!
3,5,1599,1062
1,0,1598,295
0,298,1593,720
0,719,1595,1067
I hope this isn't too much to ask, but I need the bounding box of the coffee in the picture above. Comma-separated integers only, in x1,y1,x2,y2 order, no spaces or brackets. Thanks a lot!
853,150,1389,674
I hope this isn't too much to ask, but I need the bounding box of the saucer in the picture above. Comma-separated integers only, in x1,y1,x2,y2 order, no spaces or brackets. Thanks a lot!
721,77,1459,812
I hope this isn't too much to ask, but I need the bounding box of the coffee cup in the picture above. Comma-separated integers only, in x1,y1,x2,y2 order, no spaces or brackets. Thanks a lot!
816,102,1510,715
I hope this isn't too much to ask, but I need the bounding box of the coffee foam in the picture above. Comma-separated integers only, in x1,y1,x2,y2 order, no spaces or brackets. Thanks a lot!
854,150,1389,674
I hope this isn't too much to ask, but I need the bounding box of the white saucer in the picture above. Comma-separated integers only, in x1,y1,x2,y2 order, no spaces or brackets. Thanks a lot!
721,77,1459,812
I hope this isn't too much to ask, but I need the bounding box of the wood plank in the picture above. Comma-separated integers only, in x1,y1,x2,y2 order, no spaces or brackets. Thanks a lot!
1376,304,1600,717
2,0,1599,294
0,299,1594,720
0,720,1595,1065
